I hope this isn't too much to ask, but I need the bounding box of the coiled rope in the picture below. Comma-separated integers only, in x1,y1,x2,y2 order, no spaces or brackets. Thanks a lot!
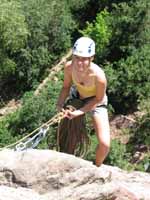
58,99,90,158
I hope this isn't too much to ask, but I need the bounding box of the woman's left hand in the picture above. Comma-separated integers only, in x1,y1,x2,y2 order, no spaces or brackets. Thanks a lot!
64,109,84,119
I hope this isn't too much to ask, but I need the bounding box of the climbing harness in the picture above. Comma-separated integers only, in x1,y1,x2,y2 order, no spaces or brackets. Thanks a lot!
0,111,64,151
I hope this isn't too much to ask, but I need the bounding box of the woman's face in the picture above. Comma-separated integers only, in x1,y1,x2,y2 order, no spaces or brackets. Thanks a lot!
72,55,92,72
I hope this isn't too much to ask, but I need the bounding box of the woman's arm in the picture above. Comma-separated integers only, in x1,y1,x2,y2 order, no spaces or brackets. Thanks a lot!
56,61,72,111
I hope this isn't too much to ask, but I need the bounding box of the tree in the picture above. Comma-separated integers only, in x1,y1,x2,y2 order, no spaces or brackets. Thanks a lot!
80,9,112,63
0,0,28,87
104,0,150,113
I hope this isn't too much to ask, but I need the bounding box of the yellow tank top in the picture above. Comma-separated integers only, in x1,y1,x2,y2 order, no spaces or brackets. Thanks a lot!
72,73,96,98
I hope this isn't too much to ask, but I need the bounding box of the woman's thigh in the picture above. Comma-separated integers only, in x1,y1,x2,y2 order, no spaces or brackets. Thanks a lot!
90,107,110,145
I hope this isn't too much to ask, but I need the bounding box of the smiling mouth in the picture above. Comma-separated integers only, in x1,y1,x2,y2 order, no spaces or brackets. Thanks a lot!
77,65,85,70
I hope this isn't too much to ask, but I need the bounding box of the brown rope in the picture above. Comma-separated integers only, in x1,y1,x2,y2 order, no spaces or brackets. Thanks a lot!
57,99,90,157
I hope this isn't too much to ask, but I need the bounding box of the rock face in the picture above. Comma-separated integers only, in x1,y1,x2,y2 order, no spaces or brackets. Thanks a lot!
0,149,149,200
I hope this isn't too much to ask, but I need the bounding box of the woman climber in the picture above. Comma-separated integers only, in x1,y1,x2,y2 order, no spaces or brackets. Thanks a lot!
56,36,110,167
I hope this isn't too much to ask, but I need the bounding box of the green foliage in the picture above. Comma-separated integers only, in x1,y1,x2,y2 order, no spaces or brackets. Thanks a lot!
128,100,150,147
0,51,16,77
0,0,77,92
21,0,74,52
106,0,150,61
105,44,150,113
105,139,132,170
0,0,28,80
9,79,62,136
66,0,90,10
80,10,112,61
14,0,75,89
134,154,150,172
85,134,98,162
66,0,91,26
0,0,28,52
0,72,63,149
0,117,20,147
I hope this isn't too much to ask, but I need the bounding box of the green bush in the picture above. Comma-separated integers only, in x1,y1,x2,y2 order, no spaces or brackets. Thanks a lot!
0,71,63,149
134,154,150,172
128,100,150,147
14,0,75,90
0,0,78,92
80,9,112,62
105,0,150,62
105,139,132,170
0,0,28,81
0,116,20,148
0,0,28,52
9,79,62,135
105,44,150,113
85,134,98,163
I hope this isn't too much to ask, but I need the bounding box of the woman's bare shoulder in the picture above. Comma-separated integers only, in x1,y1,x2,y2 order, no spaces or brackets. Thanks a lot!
91,63,105,76
65,60,72,68
64,60,72,75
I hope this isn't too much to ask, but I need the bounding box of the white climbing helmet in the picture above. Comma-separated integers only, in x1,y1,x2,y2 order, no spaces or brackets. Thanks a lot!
72,36,95,57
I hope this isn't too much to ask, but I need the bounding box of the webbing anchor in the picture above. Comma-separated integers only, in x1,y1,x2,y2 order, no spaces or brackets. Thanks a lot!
15,126,49,151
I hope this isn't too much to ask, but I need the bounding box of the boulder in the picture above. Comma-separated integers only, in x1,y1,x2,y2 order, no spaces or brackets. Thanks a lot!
0,149,149,200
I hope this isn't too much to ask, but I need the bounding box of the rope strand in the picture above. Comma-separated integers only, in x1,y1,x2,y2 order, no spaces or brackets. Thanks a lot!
0,111,64,151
